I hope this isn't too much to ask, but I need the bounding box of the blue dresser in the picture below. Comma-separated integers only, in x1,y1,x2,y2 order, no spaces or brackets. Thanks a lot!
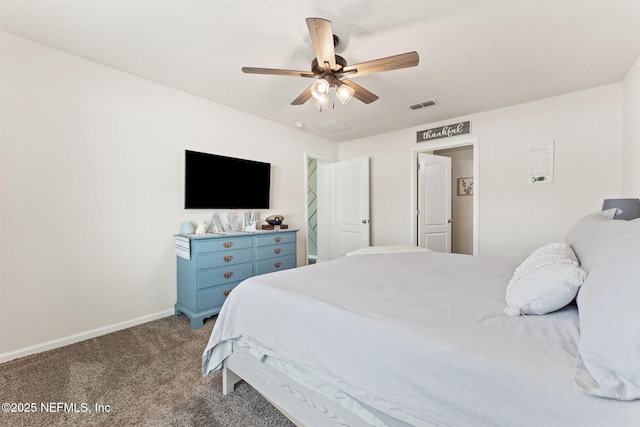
176,230,297,328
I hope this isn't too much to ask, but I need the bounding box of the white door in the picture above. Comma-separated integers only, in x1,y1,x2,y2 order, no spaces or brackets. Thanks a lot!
333,156,370,257
417,153,452,252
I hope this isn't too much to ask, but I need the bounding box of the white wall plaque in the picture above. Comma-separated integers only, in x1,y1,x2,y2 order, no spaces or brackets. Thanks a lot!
527,141,554,184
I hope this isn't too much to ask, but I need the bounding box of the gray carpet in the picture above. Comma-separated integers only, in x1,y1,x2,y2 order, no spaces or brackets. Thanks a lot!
0,315,295,426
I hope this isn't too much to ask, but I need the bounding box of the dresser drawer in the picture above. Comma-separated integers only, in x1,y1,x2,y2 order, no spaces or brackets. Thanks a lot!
256,233,296,247
255,255,296,275
198,248,253,270
197,264,253,290
195,237,252,254
197,284,236,311
256,242,295,261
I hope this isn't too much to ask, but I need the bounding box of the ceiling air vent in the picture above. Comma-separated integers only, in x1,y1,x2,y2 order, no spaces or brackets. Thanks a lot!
315,120,351,133
409,99,437,110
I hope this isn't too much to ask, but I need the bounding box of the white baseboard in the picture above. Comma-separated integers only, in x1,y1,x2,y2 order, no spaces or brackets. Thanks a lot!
0,309,175,364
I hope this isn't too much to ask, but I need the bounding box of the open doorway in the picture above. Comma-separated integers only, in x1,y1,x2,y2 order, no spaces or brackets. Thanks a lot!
306,154,334,265
414,138,478,255
435,145,474,254
305,153,371,264
304,153,337,265
307,157,319,264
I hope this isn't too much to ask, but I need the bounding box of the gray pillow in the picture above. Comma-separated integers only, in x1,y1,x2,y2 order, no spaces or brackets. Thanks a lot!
572,218,640,400
565,209,617,270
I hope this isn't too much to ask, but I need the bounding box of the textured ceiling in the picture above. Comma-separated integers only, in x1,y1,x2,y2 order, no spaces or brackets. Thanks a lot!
2,0,640,142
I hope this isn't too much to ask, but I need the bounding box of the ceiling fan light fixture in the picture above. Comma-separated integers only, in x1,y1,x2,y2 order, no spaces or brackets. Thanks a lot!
313,95,330,111
335,83,355,105
311,78,331,100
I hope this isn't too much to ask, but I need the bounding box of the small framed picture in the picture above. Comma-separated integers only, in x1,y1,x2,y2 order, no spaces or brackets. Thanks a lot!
458,177,474,196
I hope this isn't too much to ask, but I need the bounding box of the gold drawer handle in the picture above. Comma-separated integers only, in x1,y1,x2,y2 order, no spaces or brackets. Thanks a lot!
223,290,231,297
223,255,233,263
274,237,282,243
274,248,281,255
274,262,282,269
223,272,234,280
223,241,233,249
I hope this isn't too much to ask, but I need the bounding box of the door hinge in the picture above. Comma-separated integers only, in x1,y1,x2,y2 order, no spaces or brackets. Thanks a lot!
416,209,421,216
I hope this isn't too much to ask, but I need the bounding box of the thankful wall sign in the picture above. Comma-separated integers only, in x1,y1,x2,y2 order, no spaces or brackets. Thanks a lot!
417,121,471,143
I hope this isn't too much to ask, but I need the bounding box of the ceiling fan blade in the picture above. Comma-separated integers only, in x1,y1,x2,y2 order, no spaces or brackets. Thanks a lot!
242,67,315,78
341,79,379,104
306,18,337,71
339,51,419,78
291,86,313,105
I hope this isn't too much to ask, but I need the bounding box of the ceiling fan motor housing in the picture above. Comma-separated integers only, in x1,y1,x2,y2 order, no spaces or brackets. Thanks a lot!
312,55,347,74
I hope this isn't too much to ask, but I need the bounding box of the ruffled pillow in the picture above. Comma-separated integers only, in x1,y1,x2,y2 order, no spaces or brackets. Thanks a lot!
504,242,587,316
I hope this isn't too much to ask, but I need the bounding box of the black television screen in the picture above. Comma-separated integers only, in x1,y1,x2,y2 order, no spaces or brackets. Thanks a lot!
184,150,271,209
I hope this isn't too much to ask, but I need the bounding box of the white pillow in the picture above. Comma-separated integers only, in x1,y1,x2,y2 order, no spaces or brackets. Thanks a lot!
573,218,640,400
504,242,587,316
345,245,430,256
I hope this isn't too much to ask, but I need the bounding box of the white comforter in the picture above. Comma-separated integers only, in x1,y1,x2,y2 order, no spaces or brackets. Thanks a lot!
202,251,640,426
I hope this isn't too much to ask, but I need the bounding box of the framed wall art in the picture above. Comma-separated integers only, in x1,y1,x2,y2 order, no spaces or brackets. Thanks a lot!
527,141,554,184
458,177,474,196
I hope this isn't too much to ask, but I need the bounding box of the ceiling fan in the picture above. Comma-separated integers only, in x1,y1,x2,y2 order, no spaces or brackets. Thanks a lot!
241,18,420,110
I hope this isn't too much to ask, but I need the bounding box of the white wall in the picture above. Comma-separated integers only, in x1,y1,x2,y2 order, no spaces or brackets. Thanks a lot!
339,84,624,259
623,55,640,195
0,32,338,358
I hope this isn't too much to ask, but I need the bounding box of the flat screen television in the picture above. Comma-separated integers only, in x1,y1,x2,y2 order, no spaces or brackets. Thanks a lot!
184,150,271,209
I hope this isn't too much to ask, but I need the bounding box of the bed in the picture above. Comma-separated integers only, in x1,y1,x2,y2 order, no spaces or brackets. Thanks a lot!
202,212,640,426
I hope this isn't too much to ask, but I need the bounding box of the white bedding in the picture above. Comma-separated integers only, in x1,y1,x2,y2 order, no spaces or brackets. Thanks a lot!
202,251,640,426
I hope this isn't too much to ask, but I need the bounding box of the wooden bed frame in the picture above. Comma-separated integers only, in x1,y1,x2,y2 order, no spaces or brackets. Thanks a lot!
221,344,404,426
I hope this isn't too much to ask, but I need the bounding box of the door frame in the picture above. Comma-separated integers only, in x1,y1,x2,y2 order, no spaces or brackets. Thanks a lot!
412,137,479,255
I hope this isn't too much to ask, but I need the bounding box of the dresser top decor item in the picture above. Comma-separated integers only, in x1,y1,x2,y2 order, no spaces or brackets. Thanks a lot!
266,214,285,225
